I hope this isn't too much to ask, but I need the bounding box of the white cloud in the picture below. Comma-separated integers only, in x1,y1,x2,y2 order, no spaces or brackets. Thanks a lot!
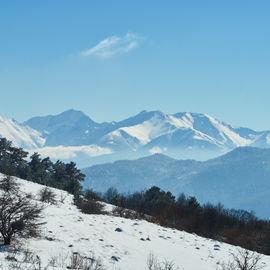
80,32,142,59
149,146,166,155
27,145,112,160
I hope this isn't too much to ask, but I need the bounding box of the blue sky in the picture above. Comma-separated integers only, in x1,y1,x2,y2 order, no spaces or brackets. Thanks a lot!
0,1,269,130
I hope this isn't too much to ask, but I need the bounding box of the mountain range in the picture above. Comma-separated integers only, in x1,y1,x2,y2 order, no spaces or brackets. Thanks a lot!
1,109,270,167
82,147,270,219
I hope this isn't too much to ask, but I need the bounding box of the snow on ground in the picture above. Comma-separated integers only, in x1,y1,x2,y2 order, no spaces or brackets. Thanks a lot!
0,174,270,270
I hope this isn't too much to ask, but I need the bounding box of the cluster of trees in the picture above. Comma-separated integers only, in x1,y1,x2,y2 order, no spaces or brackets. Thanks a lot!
102,186,270,255
0,138,85,195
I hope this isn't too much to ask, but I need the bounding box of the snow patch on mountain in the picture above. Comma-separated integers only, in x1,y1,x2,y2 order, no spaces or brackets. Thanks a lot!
168,113,194,129
0,116,45,149
120,112,173,145
205,114,252,147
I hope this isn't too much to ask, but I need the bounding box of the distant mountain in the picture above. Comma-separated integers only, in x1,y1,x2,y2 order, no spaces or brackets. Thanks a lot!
24,109,101,146
82,147,270,219
0,109,270,167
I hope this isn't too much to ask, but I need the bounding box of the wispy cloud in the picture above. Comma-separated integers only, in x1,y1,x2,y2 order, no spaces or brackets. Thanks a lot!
28,145,112,159
80,32,143,59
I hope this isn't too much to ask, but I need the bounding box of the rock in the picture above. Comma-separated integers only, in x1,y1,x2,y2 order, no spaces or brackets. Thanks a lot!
111,256,119,262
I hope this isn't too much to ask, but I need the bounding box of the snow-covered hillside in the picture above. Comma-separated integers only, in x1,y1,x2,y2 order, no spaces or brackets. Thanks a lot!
0,174,270,270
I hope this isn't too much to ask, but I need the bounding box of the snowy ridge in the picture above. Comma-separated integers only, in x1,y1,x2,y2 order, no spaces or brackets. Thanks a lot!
1,174,270,270
1,110,270,166
0,116,45,149
102,111,264,151
205,114,252,147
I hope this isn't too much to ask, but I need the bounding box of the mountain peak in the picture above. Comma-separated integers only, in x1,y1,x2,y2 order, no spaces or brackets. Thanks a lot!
23,109,98,146
60,109,87,117
139,110,147,114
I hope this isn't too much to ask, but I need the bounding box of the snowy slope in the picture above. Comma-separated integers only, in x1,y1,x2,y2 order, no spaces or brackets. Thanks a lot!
0,174,270,270
0,116,45,149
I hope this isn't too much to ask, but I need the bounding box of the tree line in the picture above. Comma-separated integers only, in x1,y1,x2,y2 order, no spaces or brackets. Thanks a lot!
101,186,270,255
0,138,84,195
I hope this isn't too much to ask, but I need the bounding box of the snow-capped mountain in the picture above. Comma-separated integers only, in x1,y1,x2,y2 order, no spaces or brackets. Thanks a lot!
0,115,45,149
1,109,270,167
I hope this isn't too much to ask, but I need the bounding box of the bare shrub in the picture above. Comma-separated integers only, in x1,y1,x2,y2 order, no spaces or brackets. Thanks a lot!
22,247,35,263
4,249,104,270
218,249,265,270
67,252,103,270
6,250,42,270
112,206,127,217
112,206,142,219
59,192,67,204
38,187,57,205
147,253,179,270
0,184,45,245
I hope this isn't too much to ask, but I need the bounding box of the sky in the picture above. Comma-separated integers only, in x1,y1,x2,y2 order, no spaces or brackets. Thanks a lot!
0,1,269,130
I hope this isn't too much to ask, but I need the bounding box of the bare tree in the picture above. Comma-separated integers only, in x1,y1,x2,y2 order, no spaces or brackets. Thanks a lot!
219,249,265,270
0,177,44,245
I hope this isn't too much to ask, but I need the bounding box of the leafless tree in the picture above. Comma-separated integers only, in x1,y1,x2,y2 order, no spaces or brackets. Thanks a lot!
0,177,44,245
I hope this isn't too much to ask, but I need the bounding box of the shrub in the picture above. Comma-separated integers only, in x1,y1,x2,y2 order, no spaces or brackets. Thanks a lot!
0,175,19,193
38,187,57,205
219,249,265,270
0,183,44,245
147,253,179,270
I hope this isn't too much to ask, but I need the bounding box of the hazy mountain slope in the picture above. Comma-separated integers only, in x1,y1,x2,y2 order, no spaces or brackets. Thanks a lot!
183,147,270,218
82,147,270,219
1,173,269,270
83,154,201,193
